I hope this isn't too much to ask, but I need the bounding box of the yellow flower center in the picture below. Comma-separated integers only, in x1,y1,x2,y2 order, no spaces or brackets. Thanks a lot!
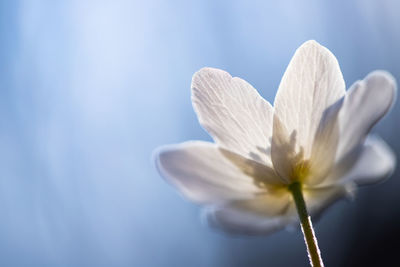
290,159,311,183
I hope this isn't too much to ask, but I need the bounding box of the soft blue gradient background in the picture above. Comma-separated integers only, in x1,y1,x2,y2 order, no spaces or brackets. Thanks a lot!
1,1,399,266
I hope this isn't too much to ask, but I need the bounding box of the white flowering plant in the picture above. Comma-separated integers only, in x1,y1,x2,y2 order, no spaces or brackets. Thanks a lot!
154,40,396,266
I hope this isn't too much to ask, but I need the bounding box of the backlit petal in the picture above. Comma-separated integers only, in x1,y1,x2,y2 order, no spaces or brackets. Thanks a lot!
306,99,343,186
206,184,354,235
155,141,281,204
219,148,285,185
314,135,395,187
192,68,274,165
205,192,294,235
336,71,396,161
338,136,395,186
271,115,300,183
304,184,355,218
273,40,345,163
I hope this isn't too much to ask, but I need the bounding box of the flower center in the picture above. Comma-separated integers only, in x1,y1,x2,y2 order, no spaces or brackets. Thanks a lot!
290,160,311,182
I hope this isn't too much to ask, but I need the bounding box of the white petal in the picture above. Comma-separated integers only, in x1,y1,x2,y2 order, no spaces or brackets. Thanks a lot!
306,99,344,185
204,192,294,235
317,136,395,187
303,184,355,218
273,40,345,163
336,71,397,161
154,141,283,204
271,98,344,185
338,136,396,186
192,68,274,165
219,148,286,185
270,115,300,183
205,184,353,235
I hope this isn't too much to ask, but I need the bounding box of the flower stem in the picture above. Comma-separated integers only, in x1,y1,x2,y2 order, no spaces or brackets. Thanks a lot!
288,182,324,267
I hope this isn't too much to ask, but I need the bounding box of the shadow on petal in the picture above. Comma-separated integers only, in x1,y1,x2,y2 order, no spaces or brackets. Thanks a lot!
219,148,286,189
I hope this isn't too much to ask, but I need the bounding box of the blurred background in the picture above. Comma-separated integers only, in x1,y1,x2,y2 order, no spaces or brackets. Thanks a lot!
0,0,399,266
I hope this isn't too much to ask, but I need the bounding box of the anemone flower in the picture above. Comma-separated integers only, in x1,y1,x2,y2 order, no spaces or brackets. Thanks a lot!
154,40,396,266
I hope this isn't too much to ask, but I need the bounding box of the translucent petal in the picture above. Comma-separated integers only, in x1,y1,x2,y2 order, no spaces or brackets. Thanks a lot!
273,40,345,163
205,184,353,235
192,67,274,165
336,71,396,161
306,99,344,185
303,184,355,218
154,141,283,204
270,115,300,183
205,191,293,235
325,136,396,186
205,183,354,235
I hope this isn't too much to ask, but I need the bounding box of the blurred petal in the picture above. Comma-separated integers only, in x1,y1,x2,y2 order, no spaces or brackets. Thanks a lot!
155,141,281,204
273,40,345,161
318,136,396,187
336,71,397,161
206,183,354,235
304,184,355,218
340,136,395,186
192,67,274,165
205,192,293,235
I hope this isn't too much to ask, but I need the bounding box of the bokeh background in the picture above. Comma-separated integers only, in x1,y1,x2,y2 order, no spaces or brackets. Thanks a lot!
0,0,399,266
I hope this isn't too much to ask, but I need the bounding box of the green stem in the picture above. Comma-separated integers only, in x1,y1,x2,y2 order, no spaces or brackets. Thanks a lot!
288,182,324,267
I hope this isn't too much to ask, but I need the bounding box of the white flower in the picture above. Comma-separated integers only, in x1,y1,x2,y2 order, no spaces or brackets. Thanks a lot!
154,40,397,235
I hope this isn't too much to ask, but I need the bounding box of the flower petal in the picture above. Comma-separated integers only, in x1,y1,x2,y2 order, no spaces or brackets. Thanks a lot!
306,98,344,186
205,183,353,235
336,71,397,161
192,67,274,165
204,192,293,235
315,135,396,187
219,148,286,186
339,136,395,186
273,40,345,163
270,115,300,183
154,141,283,204
303,184,355,219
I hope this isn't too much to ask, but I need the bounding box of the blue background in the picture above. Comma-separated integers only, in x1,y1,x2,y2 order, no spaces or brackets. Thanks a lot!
0,1,399,266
